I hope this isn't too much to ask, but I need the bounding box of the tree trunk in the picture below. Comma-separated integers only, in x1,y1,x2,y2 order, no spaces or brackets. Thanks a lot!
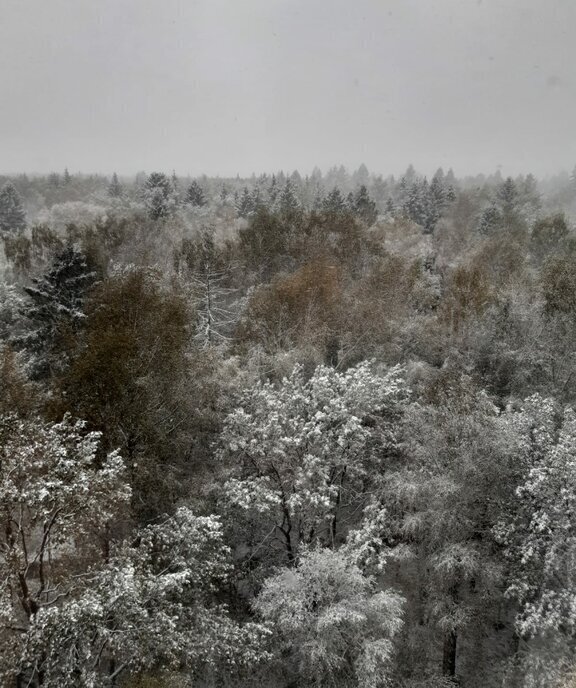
442,628,457,680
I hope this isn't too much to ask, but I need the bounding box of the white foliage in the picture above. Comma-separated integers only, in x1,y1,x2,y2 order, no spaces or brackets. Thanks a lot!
254,547,404,687
497,396,576,643
219,361,407,558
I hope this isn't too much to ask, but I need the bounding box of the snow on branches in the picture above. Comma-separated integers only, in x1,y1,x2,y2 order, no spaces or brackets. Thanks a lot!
218,362,408,563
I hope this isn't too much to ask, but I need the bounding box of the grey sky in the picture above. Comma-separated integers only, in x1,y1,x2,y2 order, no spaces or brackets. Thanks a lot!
1,0,575,178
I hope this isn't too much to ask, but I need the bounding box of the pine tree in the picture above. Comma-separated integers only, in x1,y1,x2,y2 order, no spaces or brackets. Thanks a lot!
186,180,207,207
267,174,279,206
278,179,300,217
170,170,181,205
236,187,254,217
352,185,378,225
144,172,174,220
352,162,370,188
108,172,123,198
0,182,26,233
478,203,502,236
322,187,347,215
63,167,71,184
426,175,447,232
18,246,96,378
404,180,427,227
498,176,518,214
48,172,60,188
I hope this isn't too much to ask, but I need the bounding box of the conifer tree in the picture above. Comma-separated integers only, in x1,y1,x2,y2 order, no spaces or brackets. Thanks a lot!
498,176,518,215
144,172,174,220
186,180,207,207
48,172,60,188
170,170,181,205
322,187,347,215
278,179,300,217
108,172,123,198
478,203,502,236
0,182,26,233
236,187,254,217
18,245,96,378
353,185,378,225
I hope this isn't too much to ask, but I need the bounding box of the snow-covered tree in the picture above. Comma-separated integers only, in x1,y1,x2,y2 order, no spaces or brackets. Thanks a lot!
478,203,502,236
277,179,301,217
531,213,568,260
255,547,404,688
498,177,518,215
183,229,238,345
107,172,123,198
0,416,267,686
352,185,378,226
236,186,254,218
218,362,407,568
496,396,576,682
388,375,522,683
16,508,268,687
143,172,176,220
322,187,347,215
185,180,207,207
0,182,26,234
0,414,130,686
0,281,27,341
18,245,96,378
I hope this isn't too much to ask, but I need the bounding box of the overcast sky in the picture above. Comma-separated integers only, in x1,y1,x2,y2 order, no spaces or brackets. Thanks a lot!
1,0,575,178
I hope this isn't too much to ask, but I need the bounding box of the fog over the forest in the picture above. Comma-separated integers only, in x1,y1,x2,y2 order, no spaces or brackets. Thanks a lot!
1,0,575,177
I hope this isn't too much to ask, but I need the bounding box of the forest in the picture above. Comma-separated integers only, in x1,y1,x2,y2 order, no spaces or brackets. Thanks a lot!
2,163,576,687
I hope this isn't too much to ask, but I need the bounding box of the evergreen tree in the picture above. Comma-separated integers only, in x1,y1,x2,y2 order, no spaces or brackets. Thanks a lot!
531,213,568,259
498,176,518,214
63,167,71,185
352,162,370,188
278,179,300,217
429,174,446,209
0,182,26,233
478,203,502,236
144,172,174,220
236,187,254,217
186,180,207,207
427,175,447,232
18,246,96,378
108,172,123,198
322,187,347,215
170,170,181,205
219,183,229,203
404,180,427,227
251,186,263,212
353,185,378,225
445,167,457,187
267,174,278,205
